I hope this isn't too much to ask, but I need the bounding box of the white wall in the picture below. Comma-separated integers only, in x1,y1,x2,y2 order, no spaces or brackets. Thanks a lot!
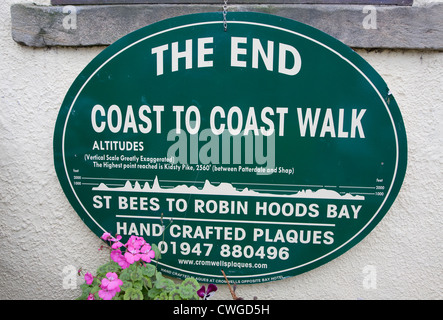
0,0,441,299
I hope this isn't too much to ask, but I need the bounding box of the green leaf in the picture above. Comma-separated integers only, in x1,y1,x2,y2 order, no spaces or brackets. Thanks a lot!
169,289,182,300
155,277,175,292
148,287,162,299
124,288,143,300
181,277,199,291
179,284,198,300
96,261,121,277
141,263,156,277
90,285,100,294
127,262,138,272
92,278,101,287
133,280,143,291
142,287,150,300
79,283,91,293
178,277,200,300
77,284,91,300
131,268,143,282
143,276,152,289
151,243,161,260
119,269,131,282
120,280,132,291
113,292,123,300
153,292,169,300
155,272,165,282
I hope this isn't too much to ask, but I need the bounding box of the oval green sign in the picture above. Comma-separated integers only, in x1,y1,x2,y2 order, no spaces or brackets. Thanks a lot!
54,12,407,284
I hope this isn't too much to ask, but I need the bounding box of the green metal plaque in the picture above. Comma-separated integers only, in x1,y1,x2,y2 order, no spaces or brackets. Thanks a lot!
54,12,407,284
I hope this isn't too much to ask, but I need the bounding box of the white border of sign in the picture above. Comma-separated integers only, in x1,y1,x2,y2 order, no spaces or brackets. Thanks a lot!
61,19,399,280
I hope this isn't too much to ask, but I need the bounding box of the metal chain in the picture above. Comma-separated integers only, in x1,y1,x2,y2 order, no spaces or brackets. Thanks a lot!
223,0,228,32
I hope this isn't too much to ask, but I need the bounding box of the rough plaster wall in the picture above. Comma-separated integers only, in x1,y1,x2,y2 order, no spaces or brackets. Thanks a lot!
0,0,441,299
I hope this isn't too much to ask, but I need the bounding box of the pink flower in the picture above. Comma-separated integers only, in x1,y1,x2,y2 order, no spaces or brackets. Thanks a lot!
101,232,123,248
101,232,112,241
110,249,122,261
110,234,124,249
122,236,149,264
126,236,145,250
98,272,123,300
84,272,94,285
111,241,124,249
124,248,141,264
98,288,116,300
87,293,95,300
102,272,123,291
139,244,155,263
110,249,130,269
109,235,156,267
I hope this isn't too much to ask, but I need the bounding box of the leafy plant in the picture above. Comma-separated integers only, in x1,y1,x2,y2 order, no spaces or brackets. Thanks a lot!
77,233,210,300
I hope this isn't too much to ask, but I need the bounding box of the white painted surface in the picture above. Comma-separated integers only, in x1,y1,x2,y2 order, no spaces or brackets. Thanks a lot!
0,0,441,299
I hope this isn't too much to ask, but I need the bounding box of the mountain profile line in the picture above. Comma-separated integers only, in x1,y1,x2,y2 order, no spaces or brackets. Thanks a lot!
92,176,365,200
